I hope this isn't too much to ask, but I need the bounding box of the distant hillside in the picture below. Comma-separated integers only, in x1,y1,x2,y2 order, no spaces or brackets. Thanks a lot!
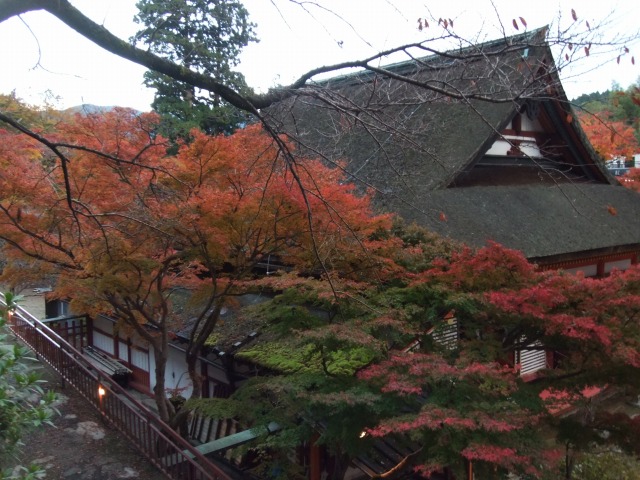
572,90,612,109
63,104,131,115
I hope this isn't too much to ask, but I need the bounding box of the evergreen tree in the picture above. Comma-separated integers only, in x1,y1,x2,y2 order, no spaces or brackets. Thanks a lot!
132,0,256,139
575,80,640,145
612,81,640,141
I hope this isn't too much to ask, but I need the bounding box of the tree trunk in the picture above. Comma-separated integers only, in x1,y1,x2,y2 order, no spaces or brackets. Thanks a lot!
186,348,202,398
185,305,224,400
152,339,170,422
565,443,574,480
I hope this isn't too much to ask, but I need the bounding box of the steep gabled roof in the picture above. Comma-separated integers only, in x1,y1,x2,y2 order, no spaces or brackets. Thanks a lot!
265,28,640,262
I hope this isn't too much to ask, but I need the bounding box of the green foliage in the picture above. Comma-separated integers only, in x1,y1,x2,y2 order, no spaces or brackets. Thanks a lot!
142,74,254,140
0,297,56,479
573,89,612,111
233,286,385,376
237,336,377,376
388,219,460,273
0,464,48,480
575,80,640,145
203,333,220,347
0,92,59,133
189,372,394,464
573,451,640,480
132,0,257,138
238,341,318,373
555,417,604,451
183,233,640,477
244,289,329,336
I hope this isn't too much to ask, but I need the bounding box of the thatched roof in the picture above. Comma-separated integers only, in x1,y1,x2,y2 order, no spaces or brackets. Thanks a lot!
264,28,640,262
411,183,640,261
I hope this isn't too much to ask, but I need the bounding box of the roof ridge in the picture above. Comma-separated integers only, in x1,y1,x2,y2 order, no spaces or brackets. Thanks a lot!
312,26,549,88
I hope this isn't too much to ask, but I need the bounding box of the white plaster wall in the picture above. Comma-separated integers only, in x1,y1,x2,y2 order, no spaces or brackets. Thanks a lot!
564,264,598,277
118,340,129,362
93,330,114,354
164,346,193,398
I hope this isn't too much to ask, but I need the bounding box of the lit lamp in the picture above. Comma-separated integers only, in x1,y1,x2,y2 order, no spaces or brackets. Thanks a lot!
98,385,106,417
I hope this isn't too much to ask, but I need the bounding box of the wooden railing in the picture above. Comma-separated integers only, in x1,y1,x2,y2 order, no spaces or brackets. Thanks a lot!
1,293,236,480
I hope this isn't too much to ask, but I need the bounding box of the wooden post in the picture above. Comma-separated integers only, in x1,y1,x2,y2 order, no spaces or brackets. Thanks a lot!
309,434,322,480
58,347,66,389
87,316,93,349
467,459,473,480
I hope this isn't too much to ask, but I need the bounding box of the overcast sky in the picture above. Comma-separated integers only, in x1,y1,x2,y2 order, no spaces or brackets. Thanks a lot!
0,0,638,111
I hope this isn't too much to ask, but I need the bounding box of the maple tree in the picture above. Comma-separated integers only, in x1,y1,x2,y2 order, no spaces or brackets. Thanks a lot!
188,241,640,479
1,3,639,477
0,93,53,131
576,82,640,193
0,105,393,422
0,107,638,479
577,110,640,161
574,82,640,132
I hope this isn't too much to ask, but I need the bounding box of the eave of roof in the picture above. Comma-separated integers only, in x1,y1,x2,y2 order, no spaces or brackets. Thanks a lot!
404,183,640,259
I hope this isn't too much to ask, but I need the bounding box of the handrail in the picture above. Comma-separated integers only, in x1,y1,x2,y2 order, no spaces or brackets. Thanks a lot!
1,292,236,480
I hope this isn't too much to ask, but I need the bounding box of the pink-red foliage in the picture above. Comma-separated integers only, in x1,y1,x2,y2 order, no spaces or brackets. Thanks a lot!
418,241,537,291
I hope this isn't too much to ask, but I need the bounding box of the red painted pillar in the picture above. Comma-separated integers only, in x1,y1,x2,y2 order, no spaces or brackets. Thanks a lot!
309,434,322,480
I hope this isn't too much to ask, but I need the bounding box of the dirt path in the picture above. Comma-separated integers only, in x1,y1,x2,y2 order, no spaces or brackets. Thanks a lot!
7,359,162,480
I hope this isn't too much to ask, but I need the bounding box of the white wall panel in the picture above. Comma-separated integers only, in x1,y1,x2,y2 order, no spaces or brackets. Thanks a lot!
118,341,129,362
564,264,598,277
131,348,149,371
93,330,114,354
